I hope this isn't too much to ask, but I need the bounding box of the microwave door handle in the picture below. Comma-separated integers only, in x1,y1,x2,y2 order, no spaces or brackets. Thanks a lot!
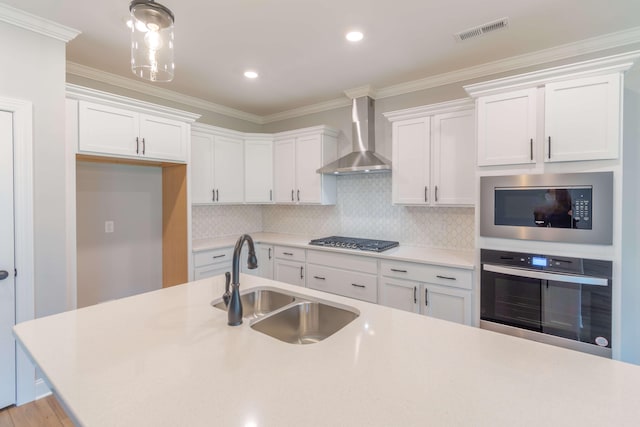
482,264,608,286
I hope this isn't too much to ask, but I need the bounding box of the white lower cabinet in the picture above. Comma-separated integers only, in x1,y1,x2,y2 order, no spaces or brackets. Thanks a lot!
244,243,273,279
306,250,378,303
379,261,472,325
193,247,233,280
273,246,306,287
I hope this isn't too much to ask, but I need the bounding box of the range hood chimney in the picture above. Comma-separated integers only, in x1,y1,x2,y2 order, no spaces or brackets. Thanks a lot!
317,96,391,175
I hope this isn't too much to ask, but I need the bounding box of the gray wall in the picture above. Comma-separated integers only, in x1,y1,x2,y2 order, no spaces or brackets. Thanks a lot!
0,22,68,318
76,162,162,307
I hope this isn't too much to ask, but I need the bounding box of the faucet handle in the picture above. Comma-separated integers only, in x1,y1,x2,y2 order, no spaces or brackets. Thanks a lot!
222,272,231,307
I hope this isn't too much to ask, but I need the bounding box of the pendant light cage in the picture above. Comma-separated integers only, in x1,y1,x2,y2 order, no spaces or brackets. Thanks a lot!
129,0,175,82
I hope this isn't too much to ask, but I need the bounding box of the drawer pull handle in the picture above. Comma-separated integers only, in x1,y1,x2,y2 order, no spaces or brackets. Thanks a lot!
436,275,456,281
300,266,304,279
283,252,294,256
413,286,417,304
391,268,408,273
313,276,326,280
213,255,226,259
351,283,365,288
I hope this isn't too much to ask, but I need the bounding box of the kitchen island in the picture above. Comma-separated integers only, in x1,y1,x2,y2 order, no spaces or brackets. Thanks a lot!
13,274,640,426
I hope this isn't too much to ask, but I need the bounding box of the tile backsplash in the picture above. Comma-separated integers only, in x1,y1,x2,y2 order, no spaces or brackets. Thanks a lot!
193,174,475,250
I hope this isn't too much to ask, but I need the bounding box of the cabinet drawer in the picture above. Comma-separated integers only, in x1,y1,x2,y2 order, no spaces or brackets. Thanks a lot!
274,246,305,262
194,263,231,280
193,247,234,268
307,264,377,303
306,250,377,274
380,261,472,290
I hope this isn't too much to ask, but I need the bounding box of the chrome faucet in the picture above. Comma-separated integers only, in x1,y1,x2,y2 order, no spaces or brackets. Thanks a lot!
225,234,258,326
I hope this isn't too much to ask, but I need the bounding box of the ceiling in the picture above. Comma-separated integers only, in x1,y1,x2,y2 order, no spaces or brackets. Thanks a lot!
3,0,640,118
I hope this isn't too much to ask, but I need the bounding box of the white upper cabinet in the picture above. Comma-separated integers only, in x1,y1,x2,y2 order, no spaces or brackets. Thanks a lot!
385,99,475,206
273,126,338,205
77,100,189,162
465,53,635,167
476,88,537,166
544,73,621,162
191,124,244,204
244,136,274,203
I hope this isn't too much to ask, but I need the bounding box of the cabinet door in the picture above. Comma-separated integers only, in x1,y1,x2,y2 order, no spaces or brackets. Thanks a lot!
273,138,296,203
258,244,274,279
245,138,273,203
194,263,231,281
378,278,420,314
392,117,430,204
422,283,471,325
431,110,475,205
274,260,305,287
190,132,215,204
476,88,537,166
544,73,621,162
139,114,187,162
78,101,139,158
295,134,322,204
213,135,244,203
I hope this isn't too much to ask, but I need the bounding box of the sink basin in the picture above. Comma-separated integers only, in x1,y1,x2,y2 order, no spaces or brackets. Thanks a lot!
211,287,296,319
251,301,359,344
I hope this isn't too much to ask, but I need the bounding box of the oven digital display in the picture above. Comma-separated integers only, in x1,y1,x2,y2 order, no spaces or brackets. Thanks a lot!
531,256,547,267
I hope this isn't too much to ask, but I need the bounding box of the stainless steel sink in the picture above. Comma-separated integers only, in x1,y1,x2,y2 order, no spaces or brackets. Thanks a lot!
250,301,359,344
211,287,296,320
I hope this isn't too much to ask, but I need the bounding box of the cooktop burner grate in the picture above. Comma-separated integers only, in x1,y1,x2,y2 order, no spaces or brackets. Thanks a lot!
309,236,399,252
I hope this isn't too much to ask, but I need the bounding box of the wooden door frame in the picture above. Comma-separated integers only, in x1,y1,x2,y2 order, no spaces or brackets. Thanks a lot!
0,96,36,405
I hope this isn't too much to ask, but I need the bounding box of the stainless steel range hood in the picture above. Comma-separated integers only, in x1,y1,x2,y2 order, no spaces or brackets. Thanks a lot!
317,96,391,175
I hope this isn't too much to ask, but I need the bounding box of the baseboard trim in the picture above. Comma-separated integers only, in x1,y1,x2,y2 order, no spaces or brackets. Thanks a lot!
35,378,51,400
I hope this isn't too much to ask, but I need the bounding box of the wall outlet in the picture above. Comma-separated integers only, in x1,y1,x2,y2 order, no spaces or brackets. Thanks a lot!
105,221,114,233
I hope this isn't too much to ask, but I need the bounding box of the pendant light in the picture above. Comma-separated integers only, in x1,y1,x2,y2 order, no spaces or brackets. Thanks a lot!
129,0,175,82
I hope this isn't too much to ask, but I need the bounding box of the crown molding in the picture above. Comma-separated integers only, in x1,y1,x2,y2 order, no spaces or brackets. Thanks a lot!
375,26,640,100
67,26,640,125
383,98,474,122
66,62,264,124
261,97,351,124
0,3,80,42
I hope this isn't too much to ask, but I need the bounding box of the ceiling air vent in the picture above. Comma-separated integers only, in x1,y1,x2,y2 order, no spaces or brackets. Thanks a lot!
455,17,509,42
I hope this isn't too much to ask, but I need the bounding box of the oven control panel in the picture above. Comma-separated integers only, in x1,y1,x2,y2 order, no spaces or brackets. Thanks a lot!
481,249,584,275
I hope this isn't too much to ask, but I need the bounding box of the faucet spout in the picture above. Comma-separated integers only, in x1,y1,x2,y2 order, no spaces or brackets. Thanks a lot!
227,234,258,326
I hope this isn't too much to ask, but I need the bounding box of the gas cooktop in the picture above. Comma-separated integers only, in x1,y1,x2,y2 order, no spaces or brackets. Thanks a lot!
309,236,399,252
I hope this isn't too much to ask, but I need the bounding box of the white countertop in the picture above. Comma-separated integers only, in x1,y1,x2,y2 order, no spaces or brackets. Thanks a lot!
13,275,640,427
193,232,475,269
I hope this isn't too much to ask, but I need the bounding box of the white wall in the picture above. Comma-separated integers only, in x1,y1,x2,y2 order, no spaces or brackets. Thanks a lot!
0,22,68,318
76,162,163,307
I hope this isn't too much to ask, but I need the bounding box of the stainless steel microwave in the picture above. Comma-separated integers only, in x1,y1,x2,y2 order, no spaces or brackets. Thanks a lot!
480,172,613,244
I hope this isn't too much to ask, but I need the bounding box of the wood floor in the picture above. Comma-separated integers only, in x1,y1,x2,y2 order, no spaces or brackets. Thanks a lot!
0,395,73,427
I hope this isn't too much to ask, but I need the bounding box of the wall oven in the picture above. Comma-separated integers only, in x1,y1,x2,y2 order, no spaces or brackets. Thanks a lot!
480,172,613,244
480,249,612,357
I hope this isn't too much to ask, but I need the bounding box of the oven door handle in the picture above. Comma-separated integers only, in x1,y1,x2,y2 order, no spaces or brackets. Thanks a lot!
482,264,608,286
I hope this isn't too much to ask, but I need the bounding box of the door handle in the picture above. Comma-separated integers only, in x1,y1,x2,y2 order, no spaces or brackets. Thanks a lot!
268,248,272,260
142,137,146,155
291,189,294,201
297,189,300,201
270,190,272,201
424,186,427,203
136,137,139,154
0,270,8,281
435,185,438,202
300,266,304,280
413,286,417,304
530,138,533,161
425,289,429,306
548,136,551,159
216,189,219,202
212,189,215,202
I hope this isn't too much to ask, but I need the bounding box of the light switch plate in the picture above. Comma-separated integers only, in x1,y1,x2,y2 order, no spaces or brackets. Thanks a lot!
105,220,114,233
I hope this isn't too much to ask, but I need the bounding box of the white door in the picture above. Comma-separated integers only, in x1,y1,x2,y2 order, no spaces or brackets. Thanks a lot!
139,114,187,162
391,117,430,204
213,135,244,203
274,260,305,287
544,73,621,162
190,132,215,204
422,283,471,325
244,138,273,203
0,111,16,408
476,88,537,166
431,110,475,205
379,278,420,314
273,138,296,203
295,134,322,204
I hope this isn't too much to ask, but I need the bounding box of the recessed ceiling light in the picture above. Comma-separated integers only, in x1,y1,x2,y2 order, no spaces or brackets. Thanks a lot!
244,70,259,79
346,31,364,42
